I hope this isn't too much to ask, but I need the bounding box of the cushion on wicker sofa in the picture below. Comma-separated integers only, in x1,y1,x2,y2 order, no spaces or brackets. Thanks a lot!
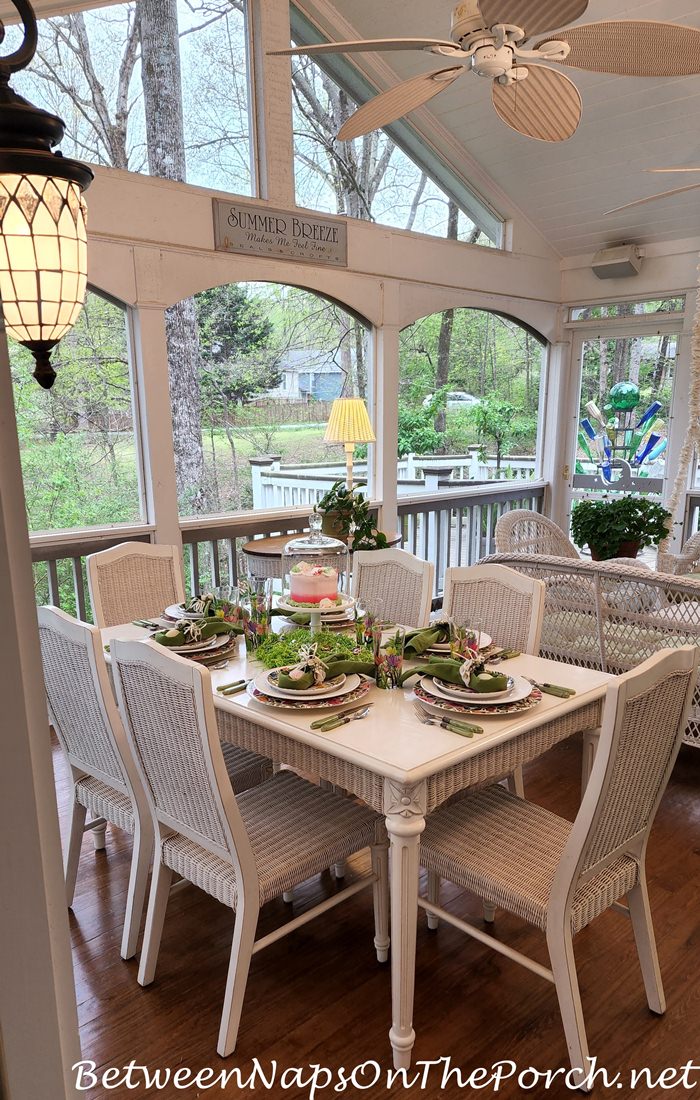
480,553,700,749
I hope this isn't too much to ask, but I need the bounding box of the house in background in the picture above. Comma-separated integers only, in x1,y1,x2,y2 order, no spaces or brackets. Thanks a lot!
268,347,346,402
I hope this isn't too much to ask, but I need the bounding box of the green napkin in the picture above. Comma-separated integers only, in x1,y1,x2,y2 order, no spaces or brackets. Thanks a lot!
153,620,241,647
399,658,464,687
277,668,315,690
404,622,450,655
324,659,377,680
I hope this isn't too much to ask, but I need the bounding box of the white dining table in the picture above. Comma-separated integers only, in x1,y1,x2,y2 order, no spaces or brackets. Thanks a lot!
103,624,613,1069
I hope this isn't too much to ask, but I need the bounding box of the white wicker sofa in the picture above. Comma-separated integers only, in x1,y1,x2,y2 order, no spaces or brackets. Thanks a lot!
481,553,700,748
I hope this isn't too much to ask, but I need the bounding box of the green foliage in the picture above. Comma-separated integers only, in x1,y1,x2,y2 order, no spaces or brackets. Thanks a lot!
11,291,141,536
397,406,446,457
469,399,537,466
399,308,542,446
571,495,671,560
317,480,388,550
255,628,371,669
196,284,281,410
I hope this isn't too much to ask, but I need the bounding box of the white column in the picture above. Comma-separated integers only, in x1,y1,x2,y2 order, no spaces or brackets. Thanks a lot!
541,337,574,530
0,326,81,1099
131,305,183,549
249,0,295,206
664,328,692,550
374,285,401,537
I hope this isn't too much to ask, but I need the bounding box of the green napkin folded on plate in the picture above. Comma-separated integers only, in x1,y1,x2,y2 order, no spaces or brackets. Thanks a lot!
399,658,464,687
277,668,315,690
404,622,450,655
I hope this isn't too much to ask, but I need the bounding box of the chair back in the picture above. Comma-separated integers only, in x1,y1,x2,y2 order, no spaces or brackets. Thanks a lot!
352,548,434,628
553,647,698,913
87,541,185,627
495,510,579,559
442,563,545,655
38,605,130,793
111,639,255,877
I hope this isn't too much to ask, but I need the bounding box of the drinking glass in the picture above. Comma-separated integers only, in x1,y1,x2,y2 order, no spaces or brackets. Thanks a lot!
450,619,480,661
373,625,405,690
240,576,272,654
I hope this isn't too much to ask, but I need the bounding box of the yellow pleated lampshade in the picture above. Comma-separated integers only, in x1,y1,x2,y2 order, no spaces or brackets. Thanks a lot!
324,398,376,444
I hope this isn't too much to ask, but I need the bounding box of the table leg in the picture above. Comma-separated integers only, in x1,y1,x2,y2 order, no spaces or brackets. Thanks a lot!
384,778,427,1070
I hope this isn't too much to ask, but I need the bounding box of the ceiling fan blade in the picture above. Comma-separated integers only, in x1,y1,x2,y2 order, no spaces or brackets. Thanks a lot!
648,167,700,173
540,21,700,76
337,67,465,142
269,38,460,58
492,64,581,141
605,183,700,215
478,1,588,37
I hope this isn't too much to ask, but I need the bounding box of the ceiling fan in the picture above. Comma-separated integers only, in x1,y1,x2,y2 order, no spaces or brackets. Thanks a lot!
605,168,700,215
271,0,700,145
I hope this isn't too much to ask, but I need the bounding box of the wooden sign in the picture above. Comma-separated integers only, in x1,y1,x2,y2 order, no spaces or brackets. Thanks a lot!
213,200,348,267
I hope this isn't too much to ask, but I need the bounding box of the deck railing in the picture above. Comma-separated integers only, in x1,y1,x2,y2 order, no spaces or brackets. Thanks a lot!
28,480,545,616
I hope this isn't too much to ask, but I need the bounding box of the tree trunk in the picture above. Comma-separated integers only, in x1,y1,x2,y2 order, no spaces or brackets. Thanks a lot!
139,0,207,509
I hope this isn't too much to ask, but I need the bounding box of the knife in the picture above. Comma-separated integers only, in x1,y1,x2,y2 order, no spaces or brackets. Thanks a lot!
310,702,374,730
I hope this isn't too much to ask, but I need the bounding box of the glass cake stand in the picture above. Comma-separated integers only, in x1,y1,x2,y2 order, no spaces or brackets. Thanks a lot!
283,513,350,634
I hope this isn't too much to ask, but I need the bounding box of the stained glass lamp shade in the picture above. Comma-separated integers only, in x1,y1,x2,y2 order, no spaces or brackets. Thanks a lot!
0,0,93,388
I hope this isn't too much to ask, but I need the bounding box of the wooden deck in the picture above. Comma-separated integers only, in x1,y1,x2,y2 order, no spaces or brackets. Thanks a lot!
54,734,700,1100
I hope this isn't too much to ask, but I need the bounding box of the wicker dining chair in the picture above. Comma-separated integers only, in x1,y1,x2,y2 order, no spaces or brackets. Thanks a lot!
39,606,273,958
495,509,580,559
87,541,186,627
38,605,153,960
442,562,545,657
352,548,434,627
111,638,389,1057
418,646,698,1090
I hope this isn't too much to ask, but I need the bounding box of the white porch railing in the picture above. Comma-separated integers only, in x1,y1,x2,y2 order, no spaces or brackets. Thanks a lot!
250,450,538,509
29,480,545,615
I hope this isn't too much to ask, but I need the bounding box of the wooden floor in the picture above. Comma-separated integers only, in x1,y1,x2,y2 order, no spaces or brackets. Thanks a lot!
54,734,700,1100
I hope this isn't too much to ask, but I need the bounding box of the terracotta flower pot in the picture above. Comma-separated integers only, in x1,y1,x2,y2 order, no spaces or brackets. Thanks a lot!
590,539,641,561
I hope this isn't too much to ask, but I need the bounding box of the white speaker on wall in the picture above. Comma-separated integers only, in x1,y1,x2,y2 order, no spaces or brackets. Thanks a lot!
591,245,644,280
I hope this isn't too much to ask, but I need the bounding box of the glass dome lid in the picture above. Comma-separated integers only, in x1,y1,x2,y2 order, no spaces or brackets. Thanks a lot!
284,511,348,560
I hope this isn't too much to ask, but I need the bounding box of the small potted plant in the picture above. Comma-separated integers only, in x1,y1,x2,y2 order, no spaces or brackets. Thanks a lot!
316,480,388,550
571,494,671,561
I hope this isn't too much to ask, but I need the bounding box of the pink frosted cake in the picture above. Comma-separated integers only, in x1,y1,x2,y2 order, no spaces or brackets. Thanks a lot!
289,561,339,605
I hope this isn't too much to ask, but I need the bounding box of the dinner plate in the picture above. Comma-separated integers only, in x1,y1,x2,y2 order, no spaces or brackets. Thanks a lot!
263,669,353,700
426,630,492,654
246,678,371,710
163,603,210,622
189,639,240,665
428,675,534,706
415,679,541,717
160,633,231,655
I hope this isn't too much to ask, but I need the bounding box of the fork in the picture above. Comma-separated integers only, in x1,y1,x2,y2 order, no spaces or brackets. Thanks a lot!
317,705,372,732
411,700,483,737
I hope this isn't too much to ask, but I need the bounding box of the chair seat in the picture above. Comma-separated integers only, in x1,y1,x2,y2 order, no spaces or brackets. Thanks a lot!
219,742,273,792
421,785,639,934
161,771,381,908
76,775,135,834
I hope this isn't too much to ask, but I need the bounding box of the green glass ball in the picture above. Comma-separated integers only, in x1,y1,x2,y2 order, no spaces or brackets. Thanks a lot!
608,381,641,411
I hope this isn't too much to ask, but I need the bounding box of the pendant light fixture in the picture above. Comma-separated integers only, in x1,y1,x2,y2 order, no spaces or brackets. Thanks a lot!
0,0,93,388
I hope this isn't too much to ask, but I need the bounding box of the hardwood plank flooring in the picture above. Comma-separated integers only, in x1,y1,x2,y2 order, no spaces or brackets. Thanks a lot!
52,735,700,1100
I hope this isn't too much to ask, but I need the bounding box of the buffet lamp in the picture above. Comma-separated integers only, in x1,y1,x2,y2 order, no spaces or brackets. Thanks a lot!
0,0,93,388
324,397,375,490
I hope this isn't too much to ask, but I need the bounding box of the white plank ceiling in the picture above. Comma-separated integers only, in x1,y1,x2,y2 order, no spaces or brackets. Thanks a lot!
313,0,700,257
